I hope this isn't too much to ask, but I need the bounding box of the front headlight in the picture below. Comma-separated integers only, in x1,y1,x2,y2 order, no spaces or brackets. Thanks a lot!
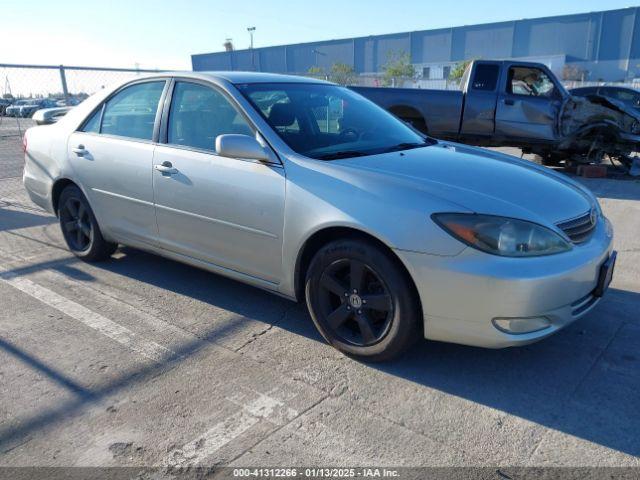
432,213,572,257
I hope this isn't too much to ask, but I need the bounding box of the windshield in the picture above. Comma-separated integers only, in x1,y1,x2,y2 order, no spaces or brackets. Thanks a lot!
238,83,432,160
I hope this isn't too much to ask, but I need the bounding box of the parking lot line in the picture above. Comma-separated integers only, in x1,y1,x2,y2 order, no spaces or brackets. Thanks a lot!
162,392,299,468
0,272,173,362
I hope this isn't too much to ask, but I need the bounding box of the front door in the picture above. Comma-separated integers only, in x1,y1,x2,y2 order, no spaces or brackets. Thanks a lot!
152,80,285,284
67,80,167,245
495,64,562,141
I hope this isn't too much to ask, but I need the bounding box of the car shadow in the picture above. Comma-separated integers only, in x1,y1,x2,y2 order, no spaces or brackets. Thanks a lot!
574,176,640,201
0,203,56,232
1,246,638,459
80,248,640,458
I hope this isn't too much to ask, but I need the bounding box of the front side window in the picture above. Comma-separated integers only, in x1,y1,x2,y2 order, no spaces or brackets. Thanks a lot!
167,81,254,152
508,67,556,98
100,81,165,140
239,83,431,160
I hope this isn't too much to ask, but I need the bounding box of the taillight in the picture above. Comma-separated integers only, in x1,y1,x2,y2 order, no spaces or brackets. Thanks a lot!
22,134,27,153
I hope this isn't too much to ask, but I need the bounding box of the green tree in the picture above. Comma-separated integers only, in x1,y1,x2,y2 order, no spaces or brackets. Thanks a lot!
562,64,586,81
449,60,472,82
382,52,416,87
307,66,325,78
329,62,356,86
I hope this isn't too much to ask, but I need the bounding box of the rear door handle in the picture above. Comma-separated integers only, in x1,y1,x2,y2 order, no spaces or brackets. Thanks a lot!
72,145,87,156
504,99,515,106
154,161,178,175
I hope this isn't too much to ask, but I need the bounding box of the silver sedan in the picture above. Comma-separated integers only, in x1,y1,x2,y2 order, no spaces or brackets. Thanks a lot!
22,72,616,360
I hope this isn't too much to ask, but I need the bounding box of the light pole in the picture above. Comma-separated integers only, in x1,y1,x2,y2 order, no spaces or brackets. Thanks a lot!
247,27,256,70
312,48,326,69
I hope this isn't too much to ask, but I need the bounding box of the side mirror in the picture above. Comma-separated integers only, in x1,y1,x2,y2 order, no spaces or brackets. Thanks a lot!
215,134,271,162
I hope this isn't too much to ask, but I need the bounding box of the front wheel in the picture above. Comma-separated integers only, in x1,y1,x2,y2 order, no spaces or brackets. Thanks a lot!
305,239,421,361
58,185,117,262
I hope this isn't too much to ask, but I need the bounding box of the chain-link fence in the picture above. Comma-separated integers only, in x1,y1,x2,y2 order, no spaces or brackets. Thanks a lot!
0,63,169,102
0,64,172,179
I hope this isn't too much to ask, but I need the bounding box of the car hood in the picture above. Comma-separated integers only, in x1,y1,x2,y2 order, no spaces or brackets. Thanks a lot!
332,142,594,225
581,93,640,122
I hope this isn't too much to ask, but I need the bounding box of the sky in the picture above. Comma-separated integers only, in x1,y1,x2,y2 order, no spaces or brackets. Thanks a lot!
1,0,638,71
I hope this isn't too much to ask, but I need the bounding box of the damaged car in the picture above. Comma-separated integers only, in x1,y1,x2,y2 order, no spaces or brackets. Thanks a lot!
353,60,640,170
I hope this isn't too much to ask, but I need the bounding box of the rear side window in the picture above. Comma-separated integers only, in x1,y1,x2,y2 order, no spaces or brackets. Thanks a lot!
471,64,499,91
100,81,165,140
167,81,253,152
81,108,102,133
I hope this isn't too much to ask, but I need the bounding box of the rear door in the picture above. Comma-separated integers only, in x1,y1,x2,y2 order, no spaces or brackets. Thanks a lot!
459,61,500,137
67,79,168,245
495,63,563,141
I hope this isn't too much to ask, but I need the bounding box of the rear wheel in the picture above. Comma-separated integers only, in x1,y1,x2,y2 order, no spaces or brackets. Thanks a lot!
531,153,562,166
305,239,421,361
58,185,117,261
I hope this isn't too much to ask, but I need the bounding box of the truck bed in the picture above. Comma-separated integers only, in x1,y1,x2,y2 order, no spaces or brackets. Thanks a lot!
350,86,463,139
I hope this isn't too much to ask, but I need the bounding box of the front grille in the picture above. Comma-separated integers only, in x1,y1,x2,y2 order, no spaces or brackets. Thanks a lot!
557,210,597,244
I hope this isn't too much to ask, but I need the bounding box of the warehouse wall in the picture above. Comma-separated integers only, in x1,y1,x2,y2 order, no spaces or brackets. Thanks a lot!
192,7,640,81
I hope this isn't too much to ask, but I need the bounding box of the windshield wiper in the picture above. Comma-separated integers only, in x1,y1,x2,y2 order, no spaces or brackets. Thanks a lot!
382,141,434,153
316,150,369,160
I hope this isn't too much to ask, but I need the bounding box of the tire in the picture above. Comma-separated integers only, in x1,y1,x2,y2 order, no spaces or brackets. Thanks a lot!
58,185,117,262
530,153,561,167
305,238,421,361
408,117,428,135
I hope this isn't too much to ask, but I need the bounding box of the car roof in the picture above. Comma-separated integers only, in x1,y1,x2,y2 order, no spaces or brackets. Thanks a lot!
161,70,334,85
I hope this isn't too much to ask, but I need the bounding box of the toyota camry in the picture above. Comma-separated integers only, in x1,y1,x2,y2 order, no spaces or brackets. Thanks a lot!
22,72,616,360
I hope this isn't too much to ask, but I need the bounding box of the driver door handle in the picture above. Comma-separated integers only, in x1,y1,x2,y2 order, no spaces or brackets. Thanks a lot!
504,98,515,106
154,161,178,175
72,145,87,156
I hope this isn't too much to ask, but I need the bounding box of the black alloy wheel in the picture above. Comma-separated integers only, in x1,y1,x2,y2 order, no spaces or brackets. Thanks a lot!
60,197,93,252
305,238,421,361
317,258,393,347
58,185,118,261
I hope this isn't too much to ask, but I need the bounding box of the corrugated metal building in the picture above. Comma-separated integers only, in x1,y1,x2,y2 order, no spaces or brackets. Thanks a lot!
192,7,640,82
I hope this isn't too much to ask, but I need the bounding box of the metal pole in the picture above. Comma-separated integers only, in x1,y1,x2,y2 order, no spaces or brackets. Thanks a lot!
59,65,69,102
247,27,256,71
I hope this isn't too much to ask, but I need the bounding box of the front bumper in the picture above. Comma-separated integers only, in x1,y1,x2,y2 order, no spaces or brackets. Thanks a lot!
395,216,614,348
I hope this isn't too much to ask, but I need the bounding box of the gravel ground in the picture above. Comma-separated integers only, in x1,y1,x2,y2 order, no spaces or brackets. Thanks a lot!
0,124,639,473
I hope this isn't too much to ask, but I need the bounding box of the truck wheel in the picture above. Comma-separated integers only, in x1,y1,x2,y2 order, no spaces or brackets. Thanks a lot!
58,185,117,262
305,238,421,361
531,154,561,166
409,118,428,134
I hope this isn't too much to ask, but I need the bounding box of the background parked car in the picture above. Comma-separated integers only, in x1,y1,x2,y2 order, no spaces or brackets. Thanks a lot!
32,106,73,125
56,97,82,107
0,98,13,116
570,86,640,111
5,99,29,117
20,98,58,118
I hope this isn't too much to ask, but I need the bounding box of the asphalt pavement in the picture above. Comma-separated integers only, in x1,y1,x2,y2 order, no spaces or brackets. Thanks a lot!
1,122,639,470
